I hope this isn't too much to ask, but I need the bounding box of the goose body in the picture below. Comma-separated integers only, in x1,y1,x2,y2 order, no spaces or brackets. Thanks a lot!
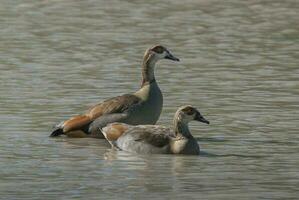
102,105,209,155
50,45,179,138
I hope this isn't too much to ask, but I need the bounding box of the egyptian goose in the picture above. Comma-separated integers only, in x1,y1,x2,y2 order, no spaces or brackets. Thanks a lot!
50,45,179,138
102,105,209,155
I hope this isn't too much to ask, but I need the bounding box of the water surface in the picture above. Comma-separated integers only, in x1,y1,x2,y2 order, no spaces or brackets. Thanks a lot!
0,0,299,199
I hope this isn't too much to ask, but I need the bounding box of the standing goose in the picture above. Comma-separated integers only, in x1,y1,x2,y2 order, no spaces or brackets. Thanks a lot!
102,105,209,155
50,45,179,138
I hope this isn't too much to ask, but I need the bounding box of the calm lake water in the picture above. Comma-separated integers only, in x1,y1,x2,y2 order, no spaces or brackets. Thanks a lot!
0,0,298,199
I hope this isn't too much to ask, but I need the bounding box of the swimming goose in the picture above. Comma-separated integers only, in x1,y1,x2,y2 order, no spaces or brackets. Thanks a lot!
102,105,209,155
50,45,179,138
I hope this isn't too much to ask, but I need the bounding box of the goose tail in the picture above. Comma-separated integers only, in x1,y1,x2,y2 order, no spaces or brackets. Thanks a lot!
50,121,64,137
50,127,64,137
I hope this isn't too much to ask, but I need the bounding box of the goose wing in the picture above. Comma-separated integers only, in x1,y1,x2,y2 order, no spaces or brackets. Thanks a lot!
126,125,173,148
55,94,141,135
86,94,142,119
102,124,174,153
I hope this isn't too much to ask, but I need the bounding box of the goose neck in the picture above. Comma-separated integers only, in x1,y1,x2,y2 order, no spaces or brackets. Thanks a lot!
141,55,157,87
173,116,191,138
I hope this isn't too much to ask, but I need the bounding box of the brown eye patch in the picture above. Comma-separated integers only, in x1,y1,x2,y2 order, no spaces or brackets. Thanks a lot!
182,106,195,115
151,45,165,54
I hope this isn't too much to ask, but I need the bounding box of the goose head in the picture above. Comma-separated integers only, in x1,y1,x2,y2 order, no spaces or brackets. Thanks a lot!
144,45,180,63
141,45,180,86
176,105,210,125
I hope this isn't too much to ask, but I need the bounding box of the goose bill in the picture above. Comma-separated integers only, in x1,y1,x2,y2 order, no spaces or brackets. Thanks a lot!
194,113,209,124
165,53,180,61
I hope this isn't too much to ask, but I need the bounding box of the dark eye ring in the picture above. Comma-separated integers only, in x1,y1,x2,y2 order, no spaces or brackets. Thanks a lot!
183,107,194,115
152,46,164,54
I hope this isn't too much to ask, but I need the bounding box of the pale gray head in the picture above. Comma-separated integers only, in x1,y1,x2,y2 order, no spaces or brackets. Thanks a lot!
144,45,180,63
175,105,210,124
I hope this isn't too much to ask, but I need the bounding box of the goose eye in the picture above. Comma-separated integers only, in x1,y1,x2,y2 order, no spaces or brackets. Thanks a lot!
152,46,164,54
183,107,195,115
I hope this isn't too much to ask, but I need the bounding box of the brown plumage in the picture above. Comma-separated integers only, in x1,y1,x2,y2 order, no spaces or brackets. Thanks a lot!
134,130,170,148
86,94,141,119
51,94,141,138
62,115,91,132
102,123,129,141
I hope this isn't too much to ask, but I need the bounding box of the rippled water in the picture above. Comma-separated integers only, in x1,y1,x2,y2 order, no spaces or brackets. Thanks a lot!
1,0,298,199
